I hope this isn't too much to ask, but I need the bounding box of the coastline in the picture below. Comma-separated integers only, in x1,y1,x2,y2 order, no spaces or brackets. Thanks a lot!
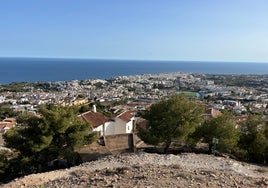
1,58,268,84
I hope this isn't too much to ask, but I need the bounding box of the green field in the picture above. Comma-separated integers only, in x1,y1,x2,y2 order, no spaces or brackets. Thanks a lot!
177,91,200,98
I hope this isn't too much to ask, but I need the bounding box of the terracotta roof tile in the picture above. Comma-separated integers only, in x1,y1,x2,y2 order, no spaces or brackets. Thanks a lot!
80,111,110,128
204,108,221,118
0,118,17,130
117,111,135,122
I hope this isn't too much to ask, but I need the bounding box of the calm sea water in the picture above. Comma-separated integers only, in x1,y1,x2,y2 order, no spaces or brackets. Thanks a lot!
0,58,268,84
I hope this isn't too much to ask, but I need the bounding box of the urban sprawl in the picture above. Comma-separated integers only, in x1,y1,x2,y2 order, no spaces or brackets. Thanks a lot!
1,72,268,134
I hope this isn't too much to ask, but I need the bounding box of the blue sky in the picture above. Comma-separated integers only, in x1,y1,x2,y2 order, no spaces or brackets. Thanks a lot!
1,0,268,62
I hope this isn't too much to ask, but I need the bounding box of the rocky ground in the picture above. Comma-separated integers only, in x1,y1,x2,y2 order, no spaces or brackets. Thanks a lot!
2,152,268,188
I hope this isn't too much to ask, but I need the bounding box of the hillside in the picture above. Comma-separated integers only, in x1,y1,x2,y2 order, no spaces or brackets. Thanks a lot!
2,152,268,188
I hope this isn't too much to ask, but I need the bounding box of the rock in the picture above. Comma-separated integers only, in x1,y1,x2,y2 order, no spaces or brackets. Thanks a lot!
2,153,268,188
210,173,217,178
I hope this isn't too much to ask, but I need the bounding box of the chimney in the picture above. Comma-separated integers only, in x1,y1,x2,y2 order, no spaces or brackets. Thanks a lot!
93,104,97,113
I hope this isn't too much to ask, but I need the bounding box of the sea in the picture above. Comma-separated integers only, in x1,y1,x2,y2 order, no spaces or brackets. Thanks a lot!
1,57,268,84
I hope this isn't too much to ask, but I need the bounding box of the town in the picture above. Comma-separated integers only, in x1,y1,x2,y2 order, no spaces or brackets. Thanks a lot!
1,72,268,138
1,73,268,116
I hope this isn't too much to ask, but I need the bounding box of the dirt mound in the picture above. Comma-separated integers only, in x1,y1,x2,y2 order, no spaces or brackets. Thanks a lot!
2,152,268,188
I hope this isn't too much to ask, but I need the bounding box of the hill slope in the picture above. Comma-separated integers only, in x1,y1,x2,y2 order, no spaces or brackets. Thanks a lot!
2,152,268,187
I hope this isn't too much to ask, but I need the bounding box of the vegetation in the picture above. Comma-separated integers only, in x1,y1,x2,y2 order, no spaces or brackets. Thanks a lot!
138,94,203,153
238,115,268,163
94,82,104,88
0,154,9,180
2,104,97,181
192,113,240,153
78,104,91,114
191,113,268,164
138,93,268,165
206,74,268,88
0,103,17,120
0,82,60,92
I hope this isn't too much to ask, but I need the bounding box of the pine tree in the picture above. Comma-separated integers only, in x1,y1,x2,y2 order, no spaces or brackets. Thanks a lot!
3,104,97,177
193,113,239,154
238,115,268,163
138,94,203,153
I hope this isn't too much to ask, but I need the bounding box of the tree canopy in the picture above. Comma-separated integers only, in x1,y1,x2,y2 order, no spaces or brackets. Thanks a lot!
138,94,203,153
0,103,17,120
193,113,239,153
3,104,97,179
238,115,268,163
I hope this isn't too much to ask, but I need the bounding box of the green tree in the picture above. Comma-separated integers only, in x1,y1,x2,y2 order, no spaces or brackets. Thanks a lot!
94,82,103,88
238,115,268,163
3,104,97,178
138,94,203,153
193,113,239,153
0,154,9,181
0,104,17,120
78,104,91,113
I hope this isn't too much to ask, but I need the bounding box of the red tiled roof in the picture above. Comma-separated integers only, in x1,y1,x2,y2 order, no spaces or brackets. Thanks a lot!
0,118,17,130
204,108,221,118
80,111,110,128
0,124,5,129
117,111,135,122
2,118,16,123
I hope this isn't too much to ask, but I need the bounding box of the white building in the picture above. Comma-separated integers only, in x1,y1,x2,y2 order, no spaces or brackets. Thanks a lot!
79,109,136,136
0,96,5,103
114,111,135,135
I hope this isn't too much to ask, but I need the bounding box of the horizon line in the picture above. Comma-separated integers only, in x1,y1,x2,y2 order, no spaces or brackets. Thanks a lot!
0,56,268,64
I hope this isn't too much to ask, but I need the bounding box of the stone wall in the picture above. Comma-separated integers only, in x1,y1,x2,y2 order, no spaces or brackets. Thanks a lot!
104,133,134,152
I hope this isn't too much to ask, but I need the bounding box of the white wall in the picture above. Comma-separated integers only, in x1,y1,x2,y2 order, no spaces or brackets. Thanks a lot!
104,121,115,135
125,118,134,134
93,118,135,136
93,125,103,136
114,117,127,134
114,117,135,135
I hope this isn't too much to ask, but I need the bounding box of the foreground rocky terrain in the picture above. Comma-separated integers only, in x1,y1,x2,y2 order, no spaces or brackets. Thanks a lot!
2,152,268,188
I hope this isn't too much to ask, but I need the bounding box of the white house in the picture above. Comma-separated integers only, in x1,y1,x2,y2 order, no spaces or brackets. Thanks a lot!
79,109,136,136
114,111,136,134
79,110,113,136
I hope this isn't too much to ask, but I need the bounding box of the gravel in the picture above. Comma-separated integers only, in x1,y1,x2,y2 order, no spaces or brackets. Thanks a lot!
2,152,268,187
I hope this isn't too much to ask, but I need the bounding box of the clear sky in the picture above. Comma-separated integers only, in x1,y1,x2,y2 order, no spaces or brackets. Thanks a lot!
1,0,268,62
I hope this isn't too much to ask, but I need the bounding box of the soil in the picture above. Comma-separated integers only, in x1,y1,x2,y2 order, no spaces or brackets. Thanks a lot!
2,152,268,188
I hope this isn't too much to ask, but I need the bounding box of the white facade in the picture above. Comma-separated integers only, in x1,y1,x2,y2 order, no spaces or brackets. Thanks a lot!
114,118,127,135
92,117,135,136
114,117,135,135
93,124,104,136
0,96,5,103
104,121,116,135
93,121,115,136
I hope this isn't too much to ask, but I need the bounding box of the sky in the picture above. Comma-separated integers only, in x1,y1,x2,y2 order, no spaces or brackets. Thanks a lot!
1,0,268,62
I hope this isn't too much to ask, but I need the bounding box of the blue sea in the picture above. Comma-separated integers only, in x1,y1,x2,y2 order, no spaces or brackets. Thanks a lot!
0,57,268,84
